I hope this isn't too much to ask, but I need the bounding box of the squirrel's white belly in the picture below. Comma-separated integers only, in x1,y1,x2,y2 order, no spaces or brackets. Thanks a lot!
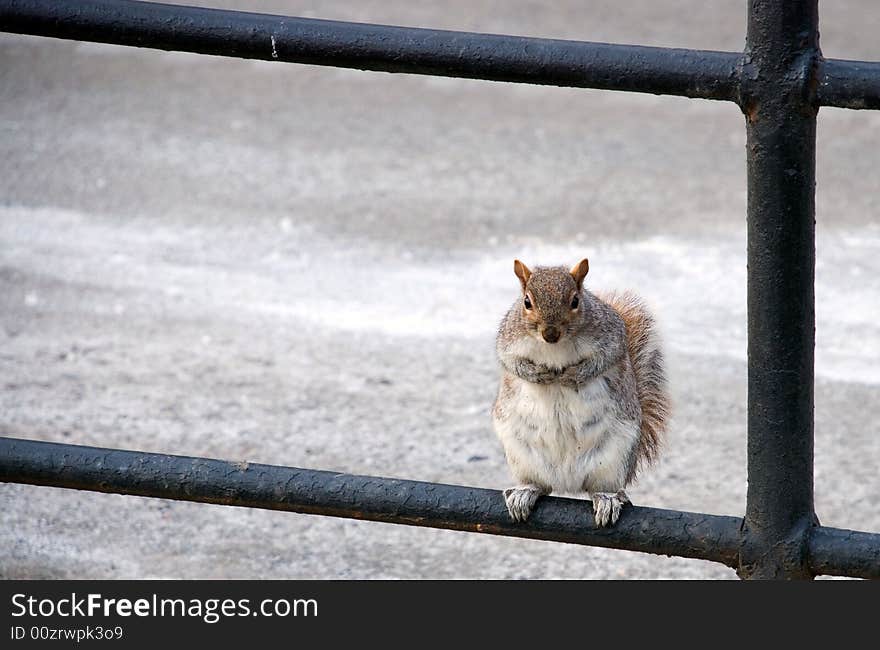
494,374,638,494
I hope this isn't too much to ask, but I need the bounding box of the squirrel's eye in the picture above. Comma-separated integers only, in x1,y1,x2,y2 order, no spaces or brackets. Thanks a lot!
523,296,532,310
570,295,580,310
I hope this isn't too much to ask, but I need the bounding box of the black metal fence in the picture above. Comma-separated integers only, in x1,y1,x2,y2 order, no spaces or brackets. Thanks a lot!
1,0,878,579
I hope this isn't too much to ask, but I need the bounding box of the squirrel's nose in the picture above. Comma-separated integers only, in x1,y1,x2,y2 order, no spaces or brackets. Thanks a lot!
542,327,560,343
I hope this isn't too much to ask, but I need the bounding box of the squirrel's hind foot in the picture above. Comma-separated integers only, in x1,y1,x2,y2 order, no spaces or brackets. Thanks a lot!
590,490,631,527
503,485,547,522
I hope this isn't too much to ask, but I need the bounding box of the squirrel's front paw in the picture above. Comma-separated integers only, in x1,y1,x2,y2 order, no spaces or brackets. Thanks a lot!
590,490,631,527
503,485,545,522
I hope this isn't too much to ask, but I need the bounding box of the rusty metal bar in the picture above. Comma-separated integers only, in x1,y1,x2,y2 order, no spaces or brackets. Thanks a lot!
4,1,880,110
739,0,820,579
818,58,880,110
0,436,742,569
4,437,877,577
0,0,743,100
808,527,880,579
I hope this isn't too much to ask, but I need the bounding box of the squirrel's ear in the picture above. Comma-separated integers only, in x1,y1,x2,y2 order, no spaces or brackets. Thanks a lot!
570,258,590,288
513,259,531,291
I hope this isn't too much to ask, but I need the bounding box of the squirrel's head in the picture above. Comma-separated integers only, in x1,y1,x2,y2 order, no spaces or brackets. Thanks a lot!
513,258,589,344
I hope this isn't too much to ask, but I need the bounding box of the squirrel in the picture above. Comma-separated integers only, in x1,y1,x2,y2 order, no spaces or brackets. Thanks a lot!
492,258,669,527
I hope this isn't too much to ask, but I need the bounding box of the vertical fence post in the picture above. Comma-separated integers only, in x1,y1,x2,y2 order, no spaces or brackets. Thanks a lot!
739,0,820,579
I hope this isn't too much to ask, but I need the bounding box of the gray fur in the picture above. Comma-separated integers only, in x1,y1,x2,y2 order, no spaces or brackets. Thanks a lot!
493,263,668,528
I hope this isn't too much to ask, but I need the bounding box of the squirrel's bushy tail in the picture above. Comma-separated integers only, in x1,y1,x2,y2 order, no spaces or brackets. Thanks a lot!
600,290,670,476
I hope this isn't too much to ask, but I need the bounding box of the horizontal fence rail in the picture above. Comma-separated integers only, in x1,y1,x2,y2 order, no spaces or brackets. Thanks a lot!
1,437,878,578
818,59,880,110
1,0,739,101
2,0,880,108
0,437,742,568
808,527,880,579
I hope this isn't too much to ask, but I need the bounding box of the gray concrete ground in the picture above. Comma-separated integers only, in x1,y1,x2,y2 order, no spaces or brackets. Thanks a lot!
1,1,879,579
